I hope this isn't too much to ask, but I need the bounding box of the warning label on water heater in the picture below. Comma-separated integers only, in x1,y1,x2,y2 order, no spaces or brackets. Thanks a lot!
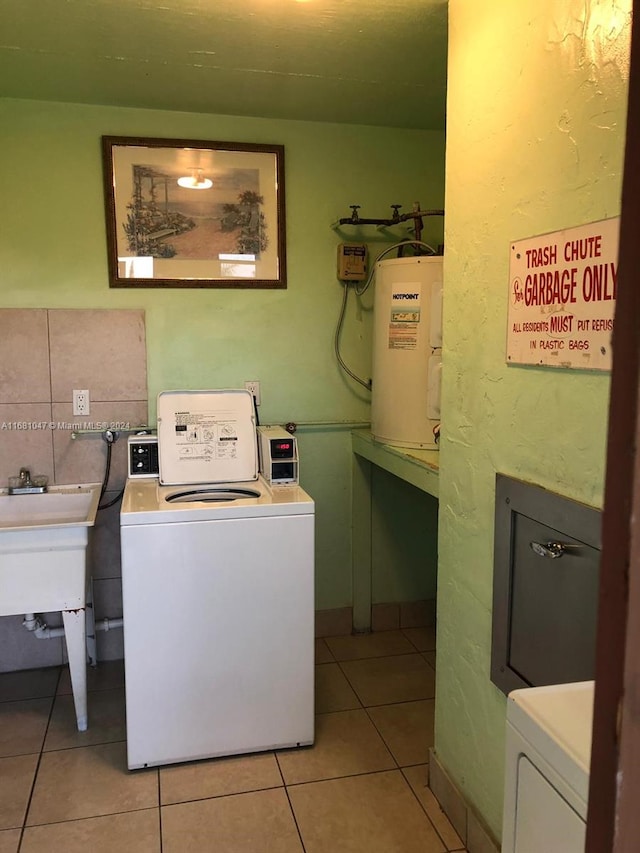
507,217,619,370
388,282,422,350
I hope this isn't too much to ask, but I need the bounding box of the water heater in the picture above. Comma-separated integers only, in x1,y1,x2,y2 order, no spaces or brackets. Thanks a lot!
371,255,443,449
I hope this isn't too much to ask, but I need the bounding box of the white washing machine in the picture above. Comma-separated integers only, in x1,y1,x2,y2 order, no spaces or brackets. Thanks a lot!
120,390,315,770
502,681,594,853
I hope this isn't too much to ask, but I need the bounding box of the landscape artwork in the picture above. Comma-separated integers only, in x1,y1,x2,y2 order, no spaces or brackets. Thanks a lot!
102,137,286,289
123,164,267,261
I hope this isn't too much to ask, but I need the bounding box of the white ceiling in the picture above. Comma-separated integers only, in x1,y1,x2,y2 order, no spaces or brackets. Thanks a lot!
0,0,448,130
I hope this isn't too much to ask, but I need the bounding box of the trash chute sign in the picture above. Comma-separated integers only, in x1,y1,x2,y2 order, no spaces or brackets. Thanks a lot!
507,217,619,371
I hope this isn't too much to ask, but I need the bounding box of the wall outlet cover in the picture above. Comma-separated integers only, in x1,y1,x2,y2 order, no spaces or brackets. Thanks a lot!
73,389,90,416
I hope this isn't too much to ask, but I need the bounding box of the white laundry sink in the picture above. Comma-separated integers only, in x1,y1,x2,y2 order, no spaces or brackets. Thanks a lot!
0,485,100,531
0,483,101,732
0,484,101,613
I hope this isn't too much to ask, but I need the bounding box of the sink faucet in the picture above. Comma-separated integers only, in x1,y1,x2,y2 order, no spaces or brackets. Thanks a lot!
8,468,47,495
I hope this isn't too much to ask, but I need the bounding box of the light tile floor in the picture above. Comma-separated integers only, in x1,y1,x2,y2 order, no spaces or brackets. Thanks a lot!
0,626,468,852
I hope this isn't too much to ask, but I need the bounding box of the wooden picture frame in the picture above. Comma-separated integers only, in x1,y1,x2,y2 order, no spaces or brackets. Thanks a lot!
102,136,286,288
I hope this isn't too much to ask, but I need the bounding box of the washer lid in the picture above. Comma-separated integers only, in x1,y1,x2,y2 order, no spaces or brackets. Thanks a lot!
157,390,258,485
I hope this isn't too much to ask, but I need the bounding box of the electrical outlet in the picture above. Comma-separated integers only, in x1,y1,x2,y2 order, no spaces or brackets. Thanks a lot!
73,389,90,416
244,380,261,406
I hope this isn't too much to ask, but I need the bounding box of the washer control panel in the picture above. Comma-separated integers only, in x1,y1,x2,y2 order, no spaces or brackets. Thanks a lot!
128,434,159,478
258,426,299,485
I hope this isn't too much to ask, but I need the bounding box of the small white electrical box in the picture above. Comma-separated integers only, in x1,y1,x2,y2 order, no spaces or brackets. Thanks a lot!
337,243,368,281
258,426,299,486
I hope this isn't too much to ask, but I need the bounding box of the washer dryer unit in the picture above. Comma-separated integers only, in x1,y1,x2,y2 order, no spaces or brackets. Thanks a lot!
120,390,315,770
502,681,594,853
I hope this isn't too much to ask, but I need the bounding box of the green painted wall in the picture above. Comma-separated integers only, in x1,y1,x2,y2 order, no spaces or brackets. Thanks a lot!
0,97,445,611
372,469,439,605
437,0,632,837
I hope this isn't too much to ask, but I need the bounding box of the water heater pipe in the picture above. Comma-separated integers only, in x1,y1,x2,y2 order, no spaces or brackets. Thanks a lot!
332,204,444,229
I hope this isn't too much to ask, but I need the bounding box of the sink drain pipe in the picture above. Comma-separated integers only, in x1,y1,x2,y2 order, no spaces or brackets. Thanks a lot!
22,613,123,640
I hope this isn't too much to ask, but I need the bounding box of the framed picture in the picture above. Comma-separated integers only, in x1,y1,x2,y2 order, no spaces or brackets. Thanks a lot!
101,136,286,288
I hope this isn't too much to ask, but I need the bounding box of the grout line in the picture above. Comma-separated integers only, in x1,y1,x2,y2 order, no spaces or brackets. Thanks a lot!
284,767,402,790
280,776,307,852
314,638,336,663
333,658,435,710
45,309,57,486
41,737,128,755
362,704,400,770
400,765,456,852
274,749,287,787
16,675,60,850
424,659,436,678
326,648,429,664
361,695,436,710
20,805,162,831
332,660,364,708
157,767,164,853
160,782,287,810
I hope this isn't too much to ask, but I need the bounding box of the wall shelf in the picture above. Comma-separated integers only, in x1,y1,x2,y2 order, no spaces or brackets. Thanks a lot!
351,428,439,498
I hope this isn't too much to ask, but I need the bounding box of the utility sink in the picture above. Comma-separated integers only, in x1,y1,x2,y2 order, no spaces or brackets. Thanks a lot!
0,483,101,731
0,484,100,531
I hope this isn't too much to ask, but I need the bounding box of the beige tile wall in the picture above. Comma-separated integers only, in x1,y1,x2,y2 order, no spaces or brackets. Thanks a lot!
0,308,148,672
428,749,500,853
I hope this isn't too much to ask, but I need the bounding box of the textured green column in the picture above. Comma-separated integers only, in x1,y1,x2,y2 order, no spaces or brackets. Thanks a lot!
436,0,631,837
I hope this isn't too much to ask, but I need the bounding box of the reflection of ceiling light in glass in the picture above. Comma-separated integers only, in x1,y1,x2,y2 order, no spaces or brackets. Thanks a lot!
177,168,213,190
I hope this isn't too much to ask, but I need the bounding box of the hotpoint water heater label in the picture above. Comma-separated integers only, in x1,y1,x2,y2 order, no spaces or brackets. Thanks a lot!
388,282,422,350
